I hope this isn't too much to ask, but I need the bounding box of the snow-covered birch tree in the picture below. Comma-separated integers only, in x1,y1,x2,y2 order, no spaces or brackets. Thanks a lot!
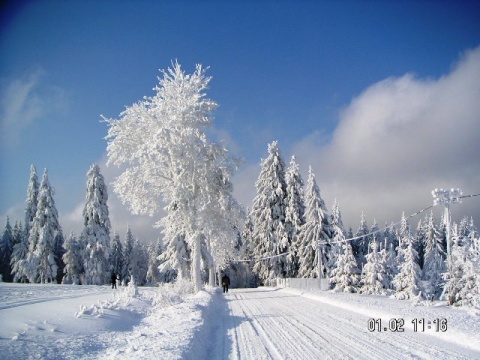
104,62,242,292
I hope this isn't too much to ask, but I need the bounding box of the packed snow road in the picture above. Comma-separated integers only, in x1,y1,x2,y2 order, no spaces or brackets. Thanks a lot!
201,287,480,360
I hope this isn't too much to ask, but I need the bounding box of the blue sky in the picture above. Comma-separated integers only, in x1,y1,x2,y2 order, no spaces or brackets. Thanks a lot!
1,0,480,241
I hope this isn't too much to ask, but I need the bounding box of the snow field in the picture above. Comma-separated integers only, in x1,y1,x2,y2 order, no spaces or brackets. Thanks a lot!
1,283,479,359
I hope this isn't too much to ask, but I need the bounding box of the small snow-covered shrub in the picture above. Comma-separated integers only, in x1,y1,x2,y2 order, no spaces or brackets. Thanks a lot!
153,279,195,308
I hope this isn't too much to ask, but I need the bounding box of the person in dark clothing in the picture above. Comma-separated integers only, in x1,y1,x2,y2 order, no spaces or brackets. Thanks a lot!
111,272,117,289
221,274,230,293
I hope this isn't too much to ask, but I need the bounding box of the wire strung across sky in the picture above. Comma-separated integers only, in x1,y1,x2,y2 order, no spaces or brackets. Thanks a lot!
229,193,480,263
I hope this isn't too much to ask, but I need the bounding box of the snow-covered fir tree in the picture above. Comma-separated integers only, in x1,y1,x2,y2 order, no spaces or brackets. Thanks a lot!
24,164,39,240
360,240,387,295
422,211,446,299
383,222,398,250
353,212,370,268
10,221,29,283
54,231,65,283
0,217,14,282
330,241,360,293
122,226,135,285
393,237,422,300
109,232,124,280
146,238,162,285
26,169,61,283
284,155,306,278
442,224,480,306
130,238,148,285
62,232,84,284
297,166,331,278
327,199,344,277
105,62,241,292
82,164,111,285
382,241,397,290
239,212,258,287
395,212,410,266
11,165,39,282
455,259,480,307
414,217,426,269
251,141,288,281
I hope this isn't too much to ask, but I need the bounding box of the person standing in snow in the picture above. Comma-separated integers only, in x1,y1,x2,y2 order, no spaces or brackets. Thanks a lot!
111,272,117,289
221,273,230,293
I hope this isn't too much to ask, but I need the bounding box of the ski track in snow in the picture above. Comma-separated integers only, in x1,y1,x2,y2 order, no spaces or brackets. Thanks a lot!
209,288,480,360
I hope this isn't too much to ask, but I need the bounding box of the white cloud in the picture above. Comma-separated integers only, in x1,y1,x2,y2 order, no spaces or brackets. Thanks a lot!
292,47,480,229
0,69,68,146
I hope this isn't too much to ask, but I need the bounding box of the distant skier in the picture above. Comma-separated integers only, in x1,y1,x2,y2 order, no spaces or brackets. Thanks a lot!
111,272,117,289
221,273,230,293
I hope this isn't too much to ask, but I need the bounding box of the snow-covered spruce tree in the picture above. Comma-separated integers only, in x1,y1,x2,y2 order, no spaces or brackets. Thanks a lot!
393,237,422,300
327,199,344,278
130,238,148,285
26,169,61,283
284,156,306,278
145,238,162,285
441,224,480,306
251,141,288,282
383,222,398,251
82,164,111,285
0,217,14,282
240,212,257,287
122,226,135,285
360,240,387,295
353,212,370,268
297,166,331,278
422,211,446,299
455,259,480,307
109,231,124,279
62,232,84,284
10,221,29,283
24,164,39,240
11,165,39,282
382,242,397,290
330,241,360,293
414,218,426,269
105,62,242,292
395,212,410,267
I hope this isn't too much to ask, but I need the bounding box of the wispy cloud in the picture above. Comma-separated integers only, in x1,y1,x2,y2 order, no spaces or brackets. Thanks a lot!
0,69,68,146
291,47,480,228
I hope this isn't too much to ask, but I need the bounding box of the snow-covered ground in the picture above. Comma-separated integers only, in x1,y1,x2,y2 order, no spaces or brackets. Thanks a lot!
1,283,479,359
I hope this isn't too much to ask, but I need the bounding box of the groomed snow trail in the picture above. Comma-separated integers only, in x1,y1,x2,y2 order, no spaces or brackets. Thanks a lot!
207,287,479,360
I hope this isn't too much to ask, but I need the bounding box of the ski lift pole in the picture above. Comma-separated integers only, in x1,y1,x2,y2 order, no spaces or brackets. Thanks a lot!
431,188,462,273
